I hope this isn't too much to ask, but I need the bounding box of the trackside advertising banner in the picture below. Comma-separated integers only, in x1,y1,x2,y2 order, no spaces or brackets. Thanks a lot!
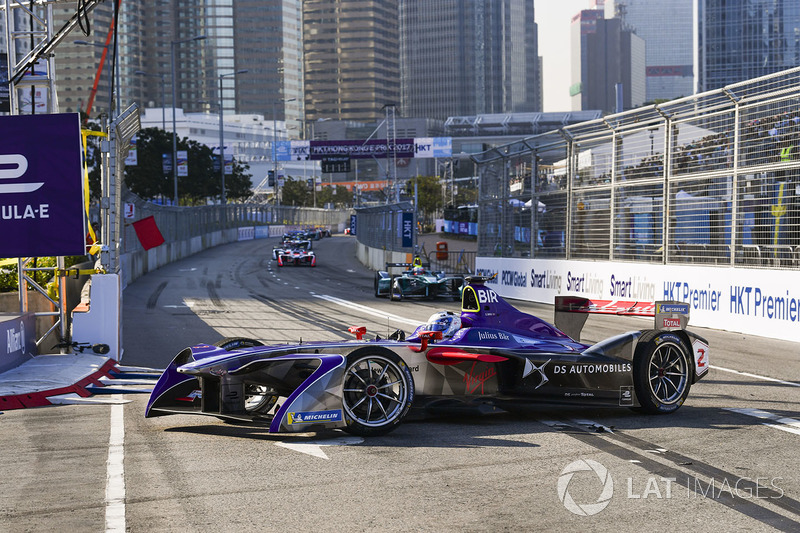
0,113,85,257
275,138,453,161
475,257,800,343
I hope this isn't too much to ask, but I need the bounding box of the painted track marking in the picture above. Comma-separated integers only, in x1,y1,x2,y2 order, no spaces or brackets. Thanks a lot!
725,408,800,436
711,365,800,388
106,400,126,532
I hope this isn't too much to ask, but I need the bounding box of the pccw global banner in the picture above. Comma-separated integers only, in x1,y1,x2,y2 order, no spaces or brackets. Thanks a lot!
0,113,85,257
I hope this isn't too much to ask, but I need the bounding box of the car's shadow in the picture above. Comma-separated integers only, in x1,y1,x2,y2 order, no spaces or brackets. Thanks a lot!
160,401,787,449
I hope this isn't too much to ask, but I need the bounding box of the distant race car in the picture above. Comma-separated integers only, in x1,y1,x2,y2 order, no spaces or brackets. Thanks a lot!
145,276,710,437
272,238,312,260
275,245,316,267
375,259,463,301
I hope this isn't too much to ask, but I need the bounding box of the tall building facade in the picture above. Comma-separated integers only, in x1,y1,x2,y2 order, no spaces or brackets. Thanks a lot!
303,0,400,123
605,0,694,102
570,9,645,113
399,0,541,121
51,0,304,134
697,0,800,92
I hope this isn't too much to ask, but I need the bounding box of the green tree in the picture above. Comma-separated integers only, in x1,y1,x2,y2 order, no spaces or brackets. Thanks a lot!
123,128,174,200
281,177,310,206
406,175,443,225
123,127,253,204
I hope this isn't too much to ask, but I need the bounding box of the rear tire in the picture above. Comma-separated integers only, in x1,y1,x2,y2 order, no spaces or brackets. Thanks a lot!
341,349,414,437
632,331,691,414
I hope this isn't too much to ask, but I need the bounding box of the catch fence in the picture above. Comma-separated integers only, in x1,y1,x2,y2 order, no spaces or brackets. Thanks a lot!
473,67,800,269
119,189,350,254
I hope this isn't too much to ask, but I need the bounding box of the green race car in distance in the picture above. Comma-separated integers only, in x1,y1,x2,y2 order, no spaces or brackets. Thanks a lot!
375,261,464,301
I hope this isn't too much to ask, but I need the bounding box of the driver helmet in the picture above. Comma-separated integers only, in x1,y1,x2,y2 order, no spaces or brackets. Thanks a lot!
412,266,425,275
425,311,461,338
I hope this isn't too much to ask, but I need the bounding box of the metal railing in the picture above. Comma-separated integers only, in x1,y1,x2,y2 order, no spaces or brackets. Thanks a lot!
118,189,350,254
424,250,476,275
473,67,800,269
352,202,416,253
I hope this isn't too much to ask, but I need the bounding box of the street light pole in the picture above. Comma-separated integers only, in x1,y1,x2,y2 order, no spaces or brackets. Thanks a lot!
218,69,248,204
170,34,206,205
272,97,296,206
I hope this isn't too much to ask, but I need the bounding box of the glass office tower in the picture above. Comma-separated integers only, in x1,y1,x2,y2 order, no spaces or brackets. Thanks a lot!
697,0,800,92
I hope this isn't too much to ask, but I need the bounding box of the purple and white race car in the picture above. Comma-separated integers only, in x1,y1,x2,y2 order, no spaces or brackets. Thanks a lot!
145,276,709,437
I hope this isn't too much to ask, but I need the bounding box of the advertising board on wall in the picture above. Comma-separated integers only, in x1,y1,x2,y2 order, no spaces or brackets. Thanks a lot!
475,257,800,343
0,113,85,257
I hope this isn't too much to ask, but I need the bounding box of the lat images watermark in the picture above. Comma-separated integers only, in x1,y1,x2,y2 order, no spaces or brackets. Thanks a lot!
557,459,785,516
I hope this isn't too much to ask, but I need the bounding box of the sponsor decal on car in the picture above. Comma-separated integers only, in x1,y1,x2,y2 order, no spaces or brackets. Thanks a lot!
656,303,690,314
662,317,681,329
287,410,343,425
692,339,709,376
463,362,497,394
523,359,551,389
619,386,634,406
553,363,632,374
176,390,202,402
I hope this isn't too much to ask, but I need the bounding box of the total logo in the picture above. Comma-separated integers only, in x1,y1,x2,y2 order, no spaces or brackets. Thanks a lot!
0,154,44,194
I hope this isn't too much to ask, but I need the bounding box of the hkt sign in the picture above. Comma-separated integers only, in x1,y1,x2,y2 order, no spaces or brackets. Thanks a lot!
0,113,85,257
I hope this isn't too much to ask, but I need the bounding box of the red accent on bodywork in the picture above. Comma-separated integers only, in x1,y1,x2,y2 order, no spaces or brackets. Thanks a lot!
348,326,367,340
407,330,442,352
425,346,508,366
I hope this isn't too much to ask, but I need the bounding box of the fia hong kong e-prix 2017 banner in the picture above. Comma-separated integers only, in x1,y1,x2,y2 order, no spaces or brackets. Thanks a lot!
0,113,85,257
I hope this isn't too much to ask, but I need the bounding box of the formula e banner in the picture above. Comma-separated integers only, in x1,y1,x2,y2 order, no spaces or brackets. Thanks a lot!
0,113,85,257
476,257,800,343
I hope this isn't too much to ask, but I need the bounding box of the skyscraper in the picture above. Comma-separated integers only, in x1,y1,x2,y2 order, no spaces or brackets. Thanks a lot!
52,0,304,132
570,9,645,113
400,0,541,121
605,0,694,102
303,0,400,123
697,0,800,92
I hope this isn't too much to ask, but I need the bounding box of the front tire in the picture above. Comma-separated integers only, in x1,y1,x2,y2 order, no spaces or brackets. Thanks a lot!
632,331,692,414
213,337,264,351
341,349,414,437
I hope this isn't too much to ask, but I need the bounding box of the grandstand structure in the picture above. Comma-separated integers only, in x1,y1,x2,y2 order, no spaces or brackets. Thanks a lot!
473,67,800,270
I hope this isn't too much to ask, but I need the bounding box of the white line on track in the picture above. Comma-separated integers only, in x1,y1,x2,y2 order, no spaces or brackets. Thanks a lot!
710,365,800,387
105,400,126,532
312,294,421,327
725,408,800,436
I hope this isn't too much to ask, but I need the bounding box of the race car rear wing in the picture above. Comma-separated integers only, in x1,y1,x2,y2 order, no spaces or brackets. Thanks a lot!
554,296,690,342
385,257,431,272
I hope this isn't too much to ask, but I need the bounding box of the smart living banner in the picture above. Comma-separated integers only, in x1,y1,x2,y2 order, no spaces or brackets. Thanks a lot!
0,113,85,257
475,257,800,343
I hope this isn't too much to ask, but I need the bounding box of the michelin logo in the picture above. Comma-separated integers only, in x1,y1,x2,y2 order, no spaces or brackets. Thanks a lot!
287,410,343,425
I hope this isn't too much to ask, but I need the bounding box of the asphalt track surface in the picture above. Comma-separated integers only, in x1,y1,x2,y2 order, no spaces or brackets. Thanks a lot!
2,235,800,532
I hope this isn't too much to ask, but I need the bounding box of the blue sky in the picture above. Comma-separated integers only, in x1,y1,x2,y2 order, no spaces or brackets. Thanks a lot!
534,0,594,111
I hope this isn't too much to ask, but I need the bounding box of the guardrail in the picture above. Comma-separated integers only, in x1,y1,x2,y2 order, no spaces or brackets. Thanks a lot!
424,250,476,275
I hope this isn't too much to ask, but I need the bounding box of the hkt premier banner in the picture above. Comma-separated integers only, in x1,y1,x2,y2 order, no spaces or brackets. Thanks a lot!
476,257,800,343
0,113,85,257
